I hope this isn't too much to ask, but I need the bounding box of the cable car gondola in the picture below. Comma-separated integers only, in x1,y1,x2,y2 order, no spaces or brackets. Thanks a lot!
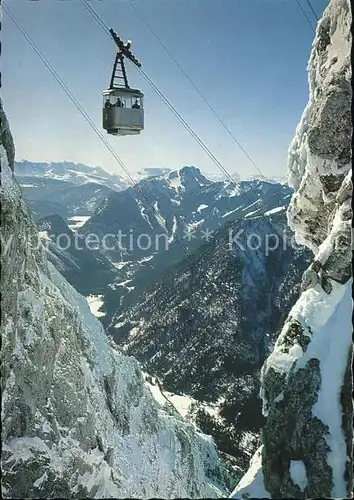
103,29,144,136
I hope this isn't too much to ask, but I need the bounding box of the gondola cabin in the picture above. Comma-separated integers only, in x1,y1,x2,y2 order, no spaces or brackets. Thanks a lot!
103,88,144,136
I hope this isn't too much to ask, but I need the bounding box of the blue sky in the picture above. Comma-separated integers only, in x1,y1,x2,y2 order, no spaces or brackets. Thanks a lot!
2,0,329,178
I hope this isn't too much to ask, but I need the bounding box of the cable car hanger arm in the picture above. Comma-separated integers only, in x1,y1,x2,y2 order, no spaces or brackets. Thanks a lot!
109,28,141,67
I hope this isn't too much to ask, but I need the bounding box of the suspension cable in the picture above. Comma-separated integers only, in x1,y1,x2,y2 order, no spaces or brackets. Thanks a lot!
4,2,264,293
304,0,319,22
2,3,201,266
80,0,238,186
78,0,288,245
128,0,267,180
4,0,291,274
4,0,317,334
295,0,316,32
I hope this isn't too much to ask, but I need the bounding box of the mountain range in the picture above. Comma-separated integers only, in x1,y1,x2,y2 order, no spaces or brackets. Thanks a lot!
15,159,308,471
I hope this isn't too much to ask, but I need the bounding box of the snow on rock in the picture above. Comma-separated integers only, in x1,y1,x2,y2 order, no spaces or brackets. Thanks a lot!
287,0,352,255
87,295,105,318
259,280,352,497
264,205,287,216
143,374,219,420
0,101,229,498
289,460,308,492
168,169,182,190
230,447,271,499
67,215,91,231
232,1,352,498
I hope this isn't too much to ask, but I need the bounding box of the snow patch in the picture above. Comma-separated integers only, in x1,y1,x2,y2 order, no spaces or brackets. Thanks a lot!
169,171,182,190
68,215,91,231
111,261,131,270
242,199,262,212
168,216,178,243
231,446,271,498
274,391,284,403
264,205,286,216
244,209,261,218
86,295,105,318
144,375,218,419
289,460,308,491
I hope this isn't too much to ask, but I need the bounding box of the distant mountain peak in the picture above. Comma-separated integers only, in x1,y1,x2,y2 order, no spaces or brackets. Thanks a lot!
14,160,130,193
170,165,211,192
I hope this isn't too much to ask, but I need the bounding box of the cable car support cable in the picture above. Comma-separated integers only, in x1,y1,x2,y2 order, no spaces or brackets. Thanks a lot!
78,0,288,246
304,0,319,22
295,0,316,32
2,3,212,279
127,0,267,181
80,0,237,185
5,2,287,263
80,0,276,196
2,5,139,190
4,2,293,303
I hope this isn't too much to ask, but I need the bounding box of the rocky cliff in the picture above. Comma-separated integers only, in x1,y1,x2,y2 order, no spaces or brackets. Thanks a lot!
232,1,353,498
0,98,229,498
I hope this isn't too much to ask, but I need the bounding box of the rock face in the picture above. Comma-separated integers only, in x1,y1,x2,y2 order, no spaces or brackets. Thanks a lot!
232,1,352,498
0,99,229,498
0,101,15,172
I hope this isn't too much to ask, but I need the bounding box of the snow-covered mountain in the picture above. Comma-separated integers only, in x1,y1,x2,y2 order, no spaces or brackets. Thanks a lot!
76,168,292,328
15,160,129,190
14,161,129,219
18,161,294,321
135,166,239,183
79,165,292,263
233,1,352,497
20,177,117,219
14,159,287,226
1,101,231,497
